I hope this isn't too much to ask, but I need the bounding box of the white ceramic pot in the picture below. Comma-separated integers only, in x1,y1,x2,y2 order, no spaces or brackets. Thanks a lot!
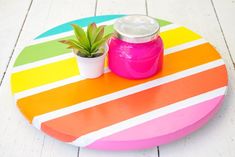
76,44,108,78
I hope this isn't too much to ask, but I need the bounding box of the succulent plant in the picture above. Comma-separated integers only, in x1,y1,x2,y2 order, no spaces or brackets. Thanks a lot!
60,23,113,58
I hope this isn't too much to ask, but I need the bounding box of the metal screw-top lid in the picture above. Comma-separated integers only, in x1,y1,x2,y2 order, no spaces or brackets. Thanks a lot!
114,15,160,43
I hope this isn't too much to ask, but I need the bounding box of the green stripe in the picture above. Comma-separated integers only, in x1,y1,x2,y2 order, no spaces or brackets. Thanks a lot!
14,17,171,67
14,26,114,66
157,19,171,27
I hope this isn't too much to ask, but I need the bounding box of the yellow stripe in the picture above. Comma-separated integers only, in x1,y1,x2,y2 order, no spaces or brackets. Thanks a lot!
11,27,202,93
161,27,201,48
11,57,79,93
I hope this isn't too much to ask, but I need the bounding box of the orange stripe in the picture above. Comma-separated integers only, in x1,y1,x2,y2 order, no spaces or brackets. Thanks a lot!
17,43,221,122
41,65,227,142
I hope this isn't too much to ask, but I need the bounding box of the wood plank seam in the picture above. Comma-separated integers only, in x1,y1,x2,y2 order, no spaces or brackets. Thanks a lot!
211,0,235,69
77,147,80,157
157,146,160,157
39,135,46,157
0,0,34,87
94,0,98,16
145,0,148,15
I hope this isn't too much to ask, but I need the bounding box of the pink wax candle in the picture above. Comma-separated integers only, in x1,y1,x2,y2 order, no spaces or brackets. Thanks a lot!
108,15,164,79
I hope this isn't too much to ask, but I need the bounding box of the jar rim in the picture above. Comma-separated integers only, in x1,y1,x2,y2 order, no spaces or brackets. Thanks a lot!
114,15,160,43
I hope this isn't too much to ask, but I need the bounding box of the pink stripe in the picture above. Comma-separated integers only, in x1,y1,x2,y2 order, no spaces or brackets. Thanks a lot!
87,95,225,150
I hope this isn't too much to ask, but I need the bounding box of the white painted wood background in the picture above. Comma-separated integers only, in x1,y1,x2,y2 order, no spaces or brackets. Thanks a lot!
0,0,234,156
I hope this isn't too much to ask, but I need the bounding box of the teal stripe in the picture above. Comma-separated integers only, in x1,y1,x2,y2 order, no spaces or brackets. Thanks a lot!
35,14,125,39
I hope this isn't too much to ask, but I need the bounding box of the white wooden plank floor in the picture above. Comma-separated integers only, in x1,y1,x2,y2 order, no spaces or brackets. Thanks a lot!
0,0,234,157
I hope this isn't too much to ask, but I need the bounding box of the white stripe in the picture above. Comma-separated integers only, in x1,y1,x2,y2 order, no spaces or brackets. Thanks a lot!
28,19,118,46
32,59,225,129
70,86,227,147
14,68,111,100
12,53,75,73
164,38,207,55
13,38,207,99
160,23,180,32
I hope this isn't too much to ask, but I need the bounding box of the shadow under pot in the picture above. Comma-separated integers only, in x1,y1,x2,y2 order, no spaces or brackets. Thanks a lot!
108,15,164,79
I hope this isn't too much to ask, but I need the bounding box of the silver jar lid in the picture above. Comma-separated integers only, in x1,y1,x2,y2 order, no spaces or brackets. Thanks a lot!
113,15,160,43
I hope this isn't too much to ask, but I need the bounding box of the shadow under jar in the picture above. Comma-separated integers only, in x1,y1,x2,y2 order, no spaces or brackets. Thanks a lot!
108,15,164,79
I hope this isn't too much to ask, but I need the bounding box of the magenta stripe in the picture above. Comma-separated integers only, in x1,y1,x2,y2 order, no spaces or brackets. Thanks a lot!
86,95,224,150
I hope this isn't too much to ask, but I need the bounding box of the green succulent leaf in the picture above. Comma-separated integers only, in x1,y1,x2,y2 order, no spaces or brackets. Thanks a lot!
71,24,90,50
91,25,105,44
87,23,97,45
59,39,82,49
59,39,90,56
91,33,113,53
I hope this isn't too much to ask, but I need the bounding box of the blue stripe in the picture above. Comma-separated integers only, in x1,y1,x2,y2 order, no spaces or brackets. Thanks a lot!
35,15,125,39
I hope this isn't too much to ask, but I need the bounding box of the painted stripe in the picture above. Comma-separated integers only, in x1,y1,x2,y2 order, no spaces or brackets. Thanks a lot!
12,27,203,93
33,59,224,129
41,66,227,142
84,94,225,149
14,19,171,67
160,26,201,48
35,15,125,39
14,37,71,67
11,57,79,93
13,38,207,99
17,43,222,122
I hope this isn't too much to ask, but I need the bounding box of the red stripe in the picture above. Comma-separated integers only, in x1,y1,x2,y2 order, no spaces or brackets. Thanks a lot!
41,65,227,142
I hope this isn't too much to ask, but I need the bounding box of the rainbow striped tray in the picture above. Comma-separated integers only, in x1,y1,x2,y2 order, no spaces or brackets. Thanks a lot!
10,15,228,150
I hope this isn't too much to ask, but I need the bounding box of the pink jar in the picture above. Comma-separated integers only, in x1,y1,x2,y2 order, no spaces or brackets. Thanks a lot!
108,15,164,79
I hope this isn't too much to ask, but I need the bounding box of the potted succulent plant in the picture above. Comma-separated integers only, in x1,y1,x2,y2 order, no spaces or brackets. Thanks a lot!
60,23,113,78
